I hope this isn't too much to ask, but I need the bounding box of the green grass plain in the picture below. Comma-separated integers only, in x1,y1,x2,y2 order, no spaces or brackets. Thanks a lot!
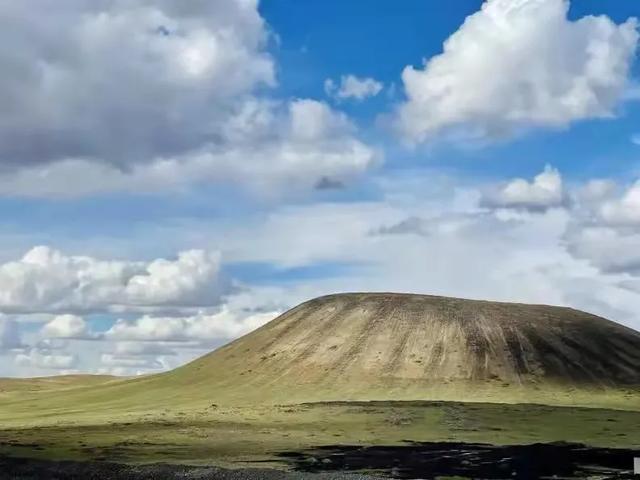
1,375,639,468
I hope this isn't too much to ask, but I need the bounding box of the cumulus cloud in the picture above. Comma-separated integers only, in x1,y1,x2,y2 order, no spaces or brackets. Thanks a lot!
0,98,379,198
0,3,378,198
481,165,566,211
577,179,617,204
106,308,280,343
565,226,640,274
41,314,98,340
15,349,77,370
598,180,640,227
0,247,229,314
395,0,638,143
564,178,640,277
325,75,384,101
0,0,273,170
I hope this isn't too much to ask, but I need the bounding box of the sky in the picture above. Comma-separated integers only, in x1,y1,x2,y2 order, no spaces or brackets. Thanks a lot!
1,0,640,377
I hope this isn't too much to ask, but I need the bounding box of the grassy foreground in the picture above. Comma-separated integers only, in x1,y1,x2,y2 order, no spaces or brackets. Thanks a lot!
1,398,639,467
1,371,639,468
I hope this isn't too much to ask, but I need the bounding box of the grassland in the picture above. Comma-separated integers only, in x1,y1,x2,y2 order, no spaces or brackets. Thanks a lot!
0,373,638,475
1,397,639,468
1,370,638,468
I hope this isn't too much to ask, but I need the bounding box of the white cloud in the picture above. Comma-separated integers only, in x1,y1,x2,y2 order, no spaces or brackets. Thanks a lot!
15,349,77,370
481,165,566,211
0,3,378,198
0,247,229,314
565,226,640,274
0,99,379,198
577,179,617,204
325,75,384,101
0,0,273,170
598,180,640,227
395,0,638,143
631,134,640,146
41,314,97,340
106,308,280,343
564,179,640,276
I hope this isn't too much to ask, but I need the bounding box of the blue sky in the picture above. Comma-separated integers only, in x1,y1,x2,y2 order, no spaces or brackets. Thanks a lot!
0,0,639,377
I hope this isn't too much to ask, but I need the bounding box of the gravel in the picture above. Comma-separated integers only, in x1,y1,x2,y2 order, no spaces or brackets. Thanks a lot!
0,457,387,480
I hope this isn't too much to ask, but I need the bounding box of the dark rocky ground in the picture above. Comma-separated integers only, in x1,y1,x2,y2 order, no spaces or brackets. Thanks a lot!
0,456,383,480
280,441,639,479
2,441,639,480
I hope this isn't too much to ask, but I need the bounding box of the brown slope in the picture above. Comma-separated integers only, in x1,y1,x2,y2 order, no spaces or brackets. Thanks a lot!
162,293,640,405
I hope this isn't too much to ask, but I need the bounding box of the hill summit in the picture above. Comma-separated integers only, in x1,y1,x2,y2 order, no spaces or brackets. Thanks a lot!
165,293,640,405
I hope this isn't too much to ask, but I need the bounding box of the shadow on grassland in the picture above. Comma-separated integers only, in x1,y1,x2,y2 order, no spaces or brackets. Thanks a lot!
278,441,640,479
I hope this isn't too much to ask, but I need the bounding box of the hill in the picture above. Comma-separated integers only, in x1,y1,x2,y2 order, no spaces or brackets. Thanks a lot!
1,293,639,426
188,292,640,386
159,292,640,405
